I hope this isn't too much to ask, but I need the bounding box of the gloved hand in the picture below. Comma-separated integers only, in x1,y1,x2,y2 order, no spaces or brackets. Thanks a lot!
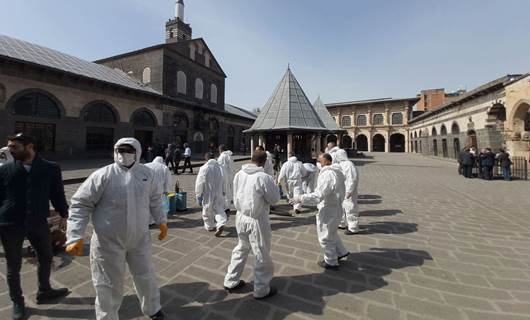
289,195,302,205
346,192,352,199
158,223,168,241
65,240,84,256
196,195,204,206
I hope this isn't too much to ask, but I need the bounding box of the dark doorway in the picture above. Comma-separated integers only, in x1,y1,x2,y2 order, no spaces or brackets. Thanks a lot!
373,134,385,152
389,134,405,152
467,130,477,149
453,138,460,159
293,133,312,162
134,130,153,156
341,135,353,149
15,121,56,152
414,141,418,153
432,139,438,156
355,135,368,151
442,139,448,157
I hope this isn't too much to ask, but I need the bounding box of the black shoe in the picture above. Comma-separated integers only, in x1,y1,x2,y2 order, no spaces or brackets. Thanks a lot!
12,302,25,320
338,252,350,261
150,310,165,320
344,229,358,235
225,209,231,221
36,288,69,304
338,225,347,230
254,286,278,300
215,225,225,237
317,260,339,270
224,280,246,293
294,209,301,214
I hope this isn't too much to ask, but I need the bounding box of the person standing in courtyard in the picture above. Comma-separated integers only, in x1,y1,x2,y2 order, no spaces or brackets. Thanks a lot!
255,146,274,177
325,141,341,163
301,162,318,195
164,144,175,171
291,153,349,270
0,134,69,320
66,137,168,320
146,156,173,222
461,148,474,178
195,152,227,236
181,143,193,174
223,150,280,299
496,148,512,181
335,149,360,235
278,152,306,214
480,148,495,180
217,144,235,216
172,144,182,175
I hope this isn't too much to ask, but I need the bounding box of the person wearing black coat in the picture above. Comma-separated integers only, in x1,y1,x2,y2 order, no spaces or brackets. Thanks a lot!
461,148,474,178
480,149,495,180
173,145,182,175
0,134,69,319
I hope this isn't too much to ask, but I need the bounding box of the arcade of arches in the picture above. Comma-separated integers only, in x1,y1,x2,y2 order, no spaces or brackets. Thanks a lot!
327,132,407,153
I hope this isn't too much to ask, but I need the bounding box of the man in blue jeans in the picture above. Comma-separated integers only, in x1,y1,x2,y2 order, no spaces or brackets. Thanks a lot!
0,133,69,320
496,149,512,181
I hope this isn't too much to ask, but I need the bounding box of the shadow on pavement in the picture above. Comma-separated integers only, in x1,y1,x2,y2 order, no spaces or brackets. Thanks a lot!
357,221,417,235
357,194,383,205
360,209,402,217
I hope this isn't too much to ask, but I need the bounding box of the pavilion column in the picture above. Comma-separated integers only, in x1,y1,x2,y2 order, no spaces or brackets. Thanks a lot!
316,134,322,152
250,135,255,156
258,135,264,148
287,133,293,156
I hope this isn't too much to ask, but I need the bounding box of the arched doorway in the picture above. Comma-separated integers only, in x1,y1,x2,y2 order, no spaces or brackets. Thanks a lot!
373,134,385,152
193,131,205,154
511,102,530,132
326,134,337,144
82,101,118,152
341,135,353,149
389,133,405,152
442,139,448,157
467,130,477,149
453,138,460,159
355,135,368,151
131,108,157,156
8,90,63,152
432,139,438,156
414,141,418,153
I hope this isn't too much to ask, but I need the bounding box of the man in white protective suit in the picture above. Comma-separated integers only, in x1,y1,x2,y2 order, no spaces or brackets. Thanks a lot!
217,144,235,216
0,146,14,166
223,150,280,299
195,152,227,237
335,149,360,235
65,138,168,320
301,162,319,194
255,146,274,177
146,156,173,223
291,153,349,270
325,141,341,163
278,152,306,214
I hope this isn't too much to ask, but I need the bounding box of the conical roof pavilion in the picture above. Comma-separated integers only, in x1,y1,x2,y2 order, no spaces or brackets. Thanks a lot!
246,68,329,132
313,96,343,131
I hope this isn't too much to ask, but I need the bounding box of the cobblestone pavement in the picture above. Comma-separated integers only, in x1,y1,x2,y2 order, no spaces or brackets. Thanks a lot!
1,153,530,320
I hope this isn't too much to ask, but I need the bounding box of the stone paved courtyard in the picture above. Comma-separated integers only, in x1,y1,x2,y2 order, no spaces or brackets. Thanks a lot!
1,153,530,320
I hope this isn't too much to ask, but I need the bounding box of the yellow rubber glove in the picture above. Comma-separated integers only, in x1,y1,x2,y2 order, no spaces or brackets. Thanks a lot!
158,223,168,241
65,240,84,256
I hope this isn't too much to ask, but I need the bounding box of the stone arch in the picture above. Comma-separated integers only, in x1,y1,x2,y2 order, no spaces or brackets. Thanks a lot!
6,88,64,118
390,133,405,152
326,134,338,144
431,126,438,137
440,124,447,136
131,108,157,127
142,67,151,84
414,131,418,138
510,100,530,132
355,134,368,151
193,131,204,142
373,134,385,152
451,122,460,135
81,100,119,123
341,135,353,148
177,71,187,94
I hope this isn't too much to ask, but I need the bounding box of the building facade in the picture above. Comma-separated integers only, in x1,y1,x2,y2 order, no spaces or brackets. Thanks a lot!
0,1,254,160
326,97,419,152
416,88,465,112
408,74,530,160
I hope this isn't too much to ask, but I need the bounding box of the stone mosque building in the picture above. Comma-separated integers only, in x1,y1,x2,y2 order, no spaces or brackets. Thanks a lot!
0,0,255,160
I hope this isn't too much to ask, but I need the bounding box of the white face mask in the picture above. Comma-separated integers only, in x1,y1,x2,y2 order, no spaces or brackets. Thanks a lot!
116,152,136,167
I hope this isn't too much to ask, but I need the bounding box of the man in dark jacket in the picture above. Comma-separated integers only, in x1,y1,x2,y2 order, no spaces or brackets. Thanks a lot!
496,149,512,181
461,148,474,178
173,145,182,175
0,134,69,319
480,148,495,180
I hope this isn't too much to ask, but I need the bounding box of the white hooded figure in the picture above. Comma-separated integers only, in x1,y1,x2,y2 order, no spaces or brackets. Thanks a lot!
146,156,172,222
224,152,280,299
0,147,14,166
335,149,360,234
66,138,167,320
278,154,307,213
293,154,349,268
217,147,235,211
301,163,319,194
264,151,274,176
195,154,227,235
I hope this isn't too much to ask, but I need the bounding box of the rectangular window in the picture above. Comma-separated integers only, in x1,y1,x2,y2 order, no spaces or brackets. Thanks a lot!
15,121,56,152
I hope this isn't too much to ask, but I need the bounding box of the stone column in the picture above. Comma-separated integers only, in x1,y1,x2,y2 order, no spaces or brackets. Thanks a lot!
405,131,410,153
258,135,263,148
250,135,255,156
368,133,373,152
385,131,390,153
287,133,293,156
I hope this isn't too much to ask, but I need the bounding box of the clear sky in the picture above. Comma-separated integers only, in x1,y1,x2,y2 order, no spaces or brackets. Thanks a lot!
1,0,529,111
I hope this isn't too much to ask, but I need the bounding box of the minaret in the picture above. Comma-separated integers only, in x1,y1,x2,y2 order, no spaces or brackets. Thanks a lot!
166,0,192,43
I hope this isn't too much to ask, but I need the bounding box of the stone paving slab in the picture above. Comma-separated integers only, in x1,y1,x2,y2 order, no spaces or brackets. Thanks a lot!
1,153,530,319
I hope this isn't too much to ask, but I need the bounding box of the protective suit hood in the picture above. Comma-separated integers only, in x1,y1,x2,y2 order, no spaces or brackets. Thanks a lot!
303,163,317,173
114,137,142,168
241,163,265,175
0,147,14,166
153,156,164,164
288,156,298,162
335,149,349,162
222,150,233,156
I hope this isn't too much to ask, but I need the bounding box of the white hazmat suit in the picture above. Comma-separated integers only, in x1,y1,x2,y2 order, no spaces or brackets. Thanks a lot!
146,156,172,222
335,149,360,233
217,150,235,210
278,156,306,212
224,163,280,298
299,164,348,266
264,151,274,176
301,163,319,194
327,146,341,164
0,147,14,166
195,159,227,230
67,138,167,320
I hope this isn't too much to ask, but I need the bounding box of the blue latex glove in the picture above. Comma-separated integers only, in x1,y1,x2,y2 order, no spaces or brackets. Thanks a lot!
196,195,204,206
